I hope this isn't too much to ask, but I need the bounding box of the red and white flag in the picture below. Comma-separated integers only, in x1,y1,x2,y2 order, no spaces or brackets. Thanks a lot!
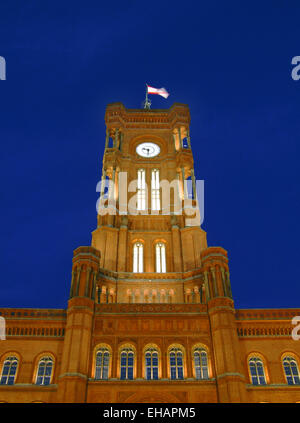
147,84,169,99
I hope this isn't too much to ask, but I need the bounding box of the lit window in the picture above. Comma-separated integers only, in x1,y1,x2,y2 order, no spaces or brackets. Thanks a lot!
133,242,143,273
283,356,300,385
95,348,110,380
145,348,159,380
169,347,184,380
137,169,146,211
194,348,209,380
0,356,18,385
151,169,160,211
156,242,166,273
36,357,53,386
120,348,134,380
249,357,266,385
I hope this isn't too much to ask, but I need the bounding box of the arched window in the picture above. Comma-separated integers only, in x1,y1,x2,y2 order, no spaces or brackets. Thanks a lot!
248,357,266,385
151,169,160,211
95,348,110,380
156,242,166,273
35,356,54,386
194,348,209,380
137,169,146,211
0,356,18,385
133,242,143,273
120,348,134,380
283,356,300,385
169,347,184,380
145,348,159,380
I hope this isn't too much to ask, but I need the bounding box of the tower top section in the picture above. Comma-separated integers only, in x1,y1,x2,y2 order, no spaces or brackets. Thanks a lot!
105,102,190,130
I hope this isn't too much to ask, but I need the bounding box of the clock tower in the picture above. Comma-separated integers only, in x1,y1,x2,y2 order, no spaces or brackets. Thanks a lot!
58,102,247,403
91,102,208,303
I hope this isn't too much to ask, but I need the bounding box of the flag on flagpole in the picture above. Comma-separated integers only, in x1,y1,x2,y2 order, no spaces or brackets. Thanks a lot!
147,84,169,99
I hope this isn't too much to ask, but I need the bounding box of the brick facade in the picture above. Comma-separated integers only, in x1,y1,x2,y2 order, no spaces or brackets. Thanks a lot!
0,103,299,403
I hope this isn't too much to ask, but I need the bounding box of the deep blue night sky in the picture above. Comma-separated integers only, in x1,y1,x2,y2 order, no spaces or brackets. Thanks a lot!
1,1,300,309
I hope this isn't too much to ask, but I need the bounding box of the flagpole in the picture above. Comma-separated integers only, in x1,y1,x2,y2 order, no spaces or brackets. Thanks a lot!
144,84,151,110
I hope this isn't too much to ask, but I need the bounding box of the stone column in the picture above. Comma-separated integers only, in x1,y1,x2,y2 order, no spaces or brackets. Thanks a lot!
84,267,92,297
185,341,193,379
171,216,183,273
111,338,118,379
181,167,186,199
100,286,107,304
100,167,107,197
191,168,197,200
178,127,182,148
204,271,210,302
117,216,128,272
137,343,143,379
114,128,119,149
225,271,233,298
105,129,109,149
194,287,200,303
69,269,76,298
210,266,218,297
173,132,177,151
74,267,82,297
186,127,191,148
115,168,119,203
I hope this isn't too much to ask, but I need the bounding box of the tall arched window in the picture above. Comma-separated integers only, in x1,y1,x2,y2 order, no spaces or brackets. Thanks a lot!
248,357,266,385
151,169,160,211
35,356,54,386
156,242,166,273
120,347,134,380
137,169,146,211
95,348,110,380
169,347,184,380
283,356,300,385
145,348,159,380
133,242,143,273
0,356,18,385
194,348,209,380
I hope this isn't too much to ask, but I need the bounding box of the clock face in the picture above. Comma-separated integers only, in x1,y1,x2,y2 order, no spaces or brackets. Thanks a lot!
136,142,160,158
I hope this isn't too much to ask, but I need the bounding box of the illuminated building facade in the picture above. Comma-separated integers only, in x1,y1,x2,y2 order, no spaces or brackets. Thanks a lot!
0,103,300,403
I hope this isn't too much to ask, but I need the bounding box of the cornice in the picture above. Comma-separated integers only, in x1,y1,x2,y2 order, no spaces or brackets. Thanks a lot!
0,308,67,319
236,308,300,321
95,303,207,315
105,102,190,129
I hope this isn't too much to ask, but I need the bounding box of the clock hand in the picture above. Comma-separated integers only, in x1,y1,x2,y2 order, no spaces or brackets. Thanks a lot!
142,147,151,156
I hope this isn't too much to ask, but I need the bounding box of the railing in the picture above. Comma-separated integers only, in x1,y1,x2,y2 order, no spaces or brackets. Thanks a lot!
6,327,65,337
237,325,292,337
236,309,300,321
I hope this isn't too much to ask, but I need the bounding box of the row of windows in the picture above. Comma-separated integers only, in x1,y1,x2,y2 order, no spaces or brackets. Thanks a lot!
249,356,300,386
94,349,300,384
0,356,53,386
96,346,208,381
1,351,299,386
133,242,166,273
0,348,208,385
